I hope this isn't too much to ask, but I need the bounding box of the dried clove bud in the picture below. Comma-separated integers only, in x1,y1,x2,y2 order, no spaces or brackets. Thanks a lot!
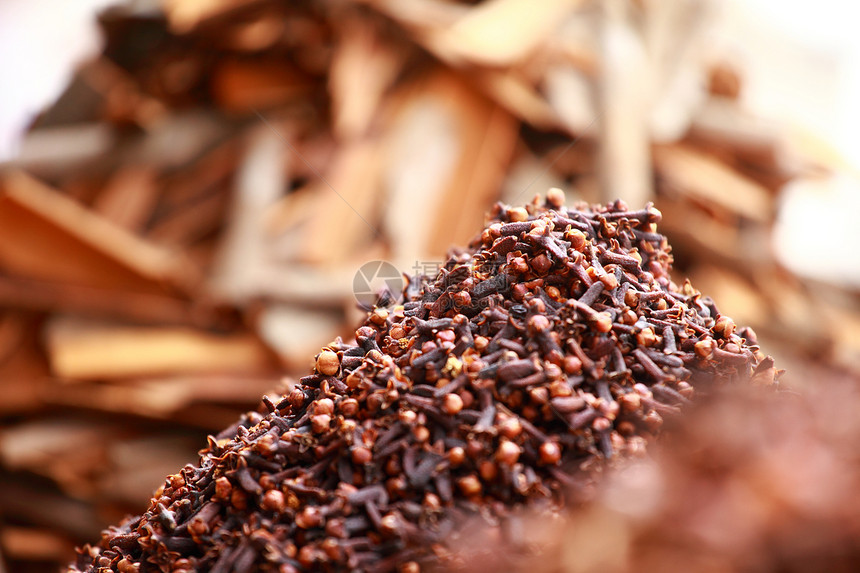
69,195,774,573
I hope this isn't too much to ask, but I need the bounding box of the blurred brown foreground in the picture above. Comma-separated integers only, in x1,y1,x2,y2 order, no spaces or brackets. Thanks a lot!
456,380,860,573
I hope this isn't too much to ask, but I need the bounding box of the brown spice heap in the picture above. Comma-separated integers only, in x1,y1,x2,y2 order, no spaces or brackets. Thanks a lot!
68,193,773,572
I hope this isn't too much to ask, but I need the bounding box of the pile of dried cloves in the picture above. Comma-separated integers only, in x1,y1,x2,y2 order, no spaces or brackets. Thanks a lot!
69,191,775,572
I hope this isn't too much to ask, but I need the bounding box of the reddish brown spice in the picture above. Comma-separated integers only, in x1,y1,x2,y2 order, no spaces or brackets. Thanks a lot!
69,195,772,573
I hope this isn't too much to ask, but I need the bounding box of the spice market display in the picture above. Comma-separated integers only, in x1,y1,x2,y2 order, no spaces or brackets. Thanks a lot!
2,0,860,571
68,195,774,572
